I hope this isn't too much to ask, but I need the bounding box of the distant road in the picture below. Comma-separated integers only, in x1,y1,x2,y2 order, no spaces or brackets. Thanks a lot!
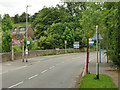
2,52,97,88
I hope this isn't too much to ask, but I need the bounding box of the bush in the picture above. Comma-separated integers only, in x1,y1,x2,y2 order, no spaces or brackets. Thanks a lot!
2,31,12,52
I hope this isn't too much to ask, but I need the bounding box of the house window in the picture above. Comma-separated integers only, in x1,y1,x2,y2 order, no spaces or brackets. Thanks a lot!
19,27,25,32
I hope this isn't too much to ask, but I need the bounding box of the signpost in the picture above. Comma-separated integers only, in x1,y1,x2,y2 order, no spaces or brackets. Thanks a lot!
86,37,89,74
64,40,67,53
92,25,103,79
12,33,24,61
27,40,30,45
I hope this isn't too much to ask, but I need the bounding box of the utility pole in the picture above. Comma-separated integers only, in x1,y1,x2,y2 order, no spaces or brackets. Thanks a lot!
26,5,31,62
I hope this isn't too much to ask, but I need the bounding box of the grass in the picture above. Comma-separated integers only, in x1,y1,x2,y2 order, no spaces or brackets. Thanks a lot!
80,74,118,89
14,22,31,26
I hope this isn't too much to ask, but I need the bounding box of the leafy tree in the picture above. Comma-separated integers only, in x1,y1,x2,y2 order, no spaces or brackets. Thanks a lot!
2,14,13,32
104,2,120,68
19,12,30,22
2,31,12,52
13,14,20,24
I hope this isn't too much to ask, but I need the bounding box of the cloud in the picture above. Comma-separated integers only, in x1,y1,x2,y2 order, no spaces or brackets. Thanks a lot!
0,0,61,16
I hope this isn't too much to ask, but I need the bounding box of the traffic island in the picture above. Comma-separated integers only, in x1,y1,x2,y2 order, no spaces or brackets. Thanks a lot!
79,74,118,89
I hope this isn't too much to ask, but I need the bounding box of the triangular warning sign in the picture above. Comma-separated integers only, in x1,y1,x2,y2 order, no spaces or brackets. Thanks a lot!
93,31,103,40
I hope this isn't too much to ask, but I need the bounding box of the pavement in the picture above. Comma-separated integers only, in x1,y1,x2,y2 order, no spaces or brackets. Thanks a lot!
1,52,98,88
89,51,120,89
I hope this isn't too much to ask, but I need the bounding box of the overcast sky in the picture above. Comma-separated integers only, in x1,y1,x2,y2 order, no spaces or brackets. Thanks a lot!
0,0,62,17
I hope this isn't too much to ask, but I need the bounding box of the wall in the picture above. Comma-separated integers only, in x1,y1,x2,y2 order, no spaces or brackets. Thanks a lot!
1,48,83,63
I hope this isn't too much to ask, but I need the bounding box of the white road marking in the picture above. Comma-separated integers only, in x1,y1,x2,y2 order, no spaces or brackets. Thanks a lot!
5,64,11,66
28,74,38,80
8,81,23,88
41,69,48,73
49,66,55,69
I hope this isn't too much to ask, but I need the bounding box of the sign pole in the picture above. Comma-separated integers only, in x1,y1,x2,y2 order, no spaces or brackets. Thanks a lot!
99,44,101,63
86,36,89,74
12,35,14,61
65,40,67,53
22,35,24,62
107,46,108,63
96,25,99,79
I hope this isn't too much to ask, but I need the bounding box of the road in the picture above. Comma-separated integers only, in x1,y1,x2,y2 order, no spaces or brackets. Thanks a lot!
2,52,97,88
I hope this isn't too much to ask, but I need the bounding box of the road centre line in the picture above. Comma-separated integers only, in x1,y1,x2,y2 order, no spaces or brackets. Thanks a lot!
8,81,23,88
41,69,48,73
28,74,38,80
49,66,55,69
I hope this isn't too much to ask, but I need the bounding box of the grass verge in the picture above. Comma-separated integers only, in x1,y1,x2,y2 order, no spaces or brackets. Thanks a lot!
80,74,118,89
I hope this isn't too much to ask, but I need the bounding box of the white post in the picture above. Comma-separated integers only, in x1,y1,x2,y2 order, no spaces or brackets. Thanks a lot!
22,35,24,62
12,38,14,61
26,6,28,62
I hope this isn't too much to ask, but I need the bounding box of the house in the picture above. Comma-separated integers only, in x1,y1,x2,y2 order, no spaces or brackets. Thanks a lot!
12,25,35,40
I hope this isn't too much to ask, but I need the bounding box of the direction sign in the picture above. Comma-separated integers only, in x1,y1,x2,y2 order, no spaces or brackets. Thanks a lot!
92,31,103,40
27,40,30,45
89,37,94,46
73,42,79,48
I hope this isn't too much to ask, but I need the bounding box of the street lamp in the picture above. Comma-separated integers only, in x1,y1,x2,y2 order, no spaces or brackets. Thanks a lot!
26,5,31,62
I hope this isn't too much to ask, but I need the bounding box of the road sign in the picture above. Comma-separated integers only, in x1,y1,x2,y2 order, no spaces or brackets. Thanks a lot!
92,31,103,40
65,40,67,44
12,33,24,61
27,40,30,45
73,42,79,48
12,34,24,46
26,48,28,55
89,37,94,46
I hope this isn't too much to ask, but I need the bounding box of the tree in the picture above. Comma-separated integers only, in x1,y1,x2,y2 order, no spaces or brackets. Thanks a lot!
2,31,12,52
13,14,20,24
104,2,120,68
2,14,13,32
19,12,30,22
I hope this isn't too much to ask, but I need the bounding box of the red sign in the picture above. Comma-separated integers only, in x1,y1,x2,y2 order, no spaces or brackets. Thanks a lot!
12,34,24,46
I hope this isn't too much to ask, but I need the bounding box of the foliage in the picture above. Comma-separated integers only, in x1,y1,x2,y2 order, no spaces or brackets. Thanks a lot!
2,14,13,32
24,37,37,50
2,31,12,52
1,2,120,68
12,12,30,24
104,2,120,68
32,4,85,49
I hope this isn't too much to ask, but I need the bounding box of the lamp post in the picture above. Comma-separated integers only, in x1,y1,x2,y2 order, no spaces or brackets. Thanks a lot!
26,5,31,62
